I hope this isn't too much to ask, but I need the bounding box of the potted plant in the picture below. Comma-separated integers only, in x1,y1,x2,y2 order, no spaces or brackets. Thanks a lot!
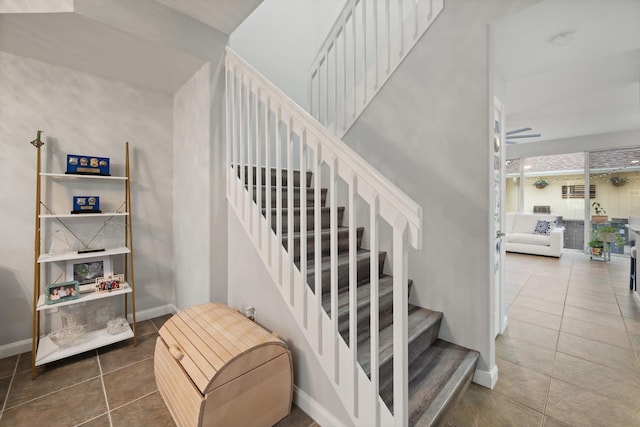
610,176,629,187
598,225,625,248
533,179,548,189
591,202,608,224
588,229,604,258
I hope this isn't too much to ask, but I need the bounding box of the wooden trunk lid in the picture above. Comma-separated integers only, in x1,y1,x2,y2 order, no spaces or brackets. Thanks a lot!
158,303,288,395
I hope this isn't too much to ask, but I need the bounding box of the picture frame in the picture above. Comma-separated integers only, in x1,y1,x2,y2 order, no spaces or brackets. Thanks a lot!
45,280,80,305
96,274,124,293
66,256,112,293
87,304,116,331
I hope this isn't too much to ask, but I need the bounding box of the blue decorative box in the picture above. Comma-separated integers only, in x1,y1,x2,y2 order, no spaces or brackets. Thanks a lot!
66,154,110,175
72,196,101,214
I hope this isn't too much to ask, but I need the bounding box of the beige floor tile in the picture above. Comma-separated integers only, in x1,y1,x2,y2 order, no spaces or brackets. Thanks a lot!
557,332,637,371
562,304,627,331
519,287,566,304
511,294,565,316
507,305,562,330
565,294,620,315
566,286,617,304
560,316,632,349
447,383,543,427
0,378,107,427
546,379,640,426
494,359,550,412
552,352,640,408
496,334,556,376
503,318,559,351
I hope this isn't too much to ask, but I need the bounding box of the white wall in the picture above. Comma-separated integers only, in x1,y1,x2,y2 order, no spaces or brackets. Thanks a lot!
173,59,229,309
342,0,538,385
0,51,174,349
227,210,351,427
229,0,346,107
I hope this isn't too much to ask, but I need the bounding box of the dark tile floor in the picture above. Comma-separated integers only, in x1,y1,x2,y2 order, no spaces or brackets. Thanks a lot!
448,251,640,426
0,314,317,427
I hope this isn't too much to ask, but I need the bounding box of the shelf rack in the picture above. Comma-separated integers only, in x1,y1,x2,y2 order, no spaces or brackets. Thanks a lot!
31,134,137,379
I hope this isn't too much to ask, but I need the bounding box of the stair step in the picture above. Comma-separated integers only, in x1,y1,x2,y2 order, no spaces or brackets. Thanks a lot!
380,340,479,426
242,166,312,187
323,276,415,341
306,249,386,293
286,227,365,262
266,206,345,233
252,186,327,208
358,304,443,377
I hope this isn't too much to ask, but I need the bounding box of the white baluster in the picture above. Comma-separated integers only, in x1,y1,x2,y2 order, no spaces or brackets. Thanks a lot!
369,195,380,426
314,144,323,354
287,116,295,305
247,80,254,234
393,216,409,427
348,173,358,417
329,156,339,383
300,130,308,328
255,88,262,249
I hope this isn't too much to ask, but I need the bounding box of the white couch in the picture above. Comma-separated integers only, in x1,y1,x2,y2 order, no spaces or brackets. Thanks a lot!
505,213,563,258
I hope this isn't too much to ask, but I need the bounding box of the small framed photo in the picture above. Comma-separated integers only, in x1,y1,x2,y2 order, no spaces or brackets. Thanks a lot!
87,304,115,331
96,274,124,293
66,256,112,293
45,280,80,305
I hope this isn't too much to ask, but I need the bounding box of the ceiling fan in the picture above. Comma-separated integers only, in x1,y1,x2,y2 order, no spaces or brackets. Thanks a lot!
506,127,542,145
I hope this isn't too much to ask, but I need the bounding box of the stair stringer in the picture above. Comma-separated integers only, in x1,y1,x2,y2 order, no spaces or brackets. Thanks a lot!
228,182,394,427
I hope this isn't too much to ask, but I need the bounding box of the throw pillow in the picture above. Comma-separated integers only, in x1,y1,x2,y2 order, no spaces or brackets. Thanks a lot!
534,219,554,235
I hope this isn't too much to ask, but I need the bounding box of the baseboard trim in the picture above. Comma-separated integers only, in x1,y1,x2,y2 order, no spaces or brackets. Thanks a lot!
293,386,347,427
127,304,176,322
0,338,32,360
1,305,178,359
473,365,498,389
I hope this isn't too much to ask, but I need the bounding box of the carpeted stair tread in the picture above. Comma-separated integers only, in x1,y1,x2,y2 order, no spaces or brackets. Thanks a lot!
287,227,365,262
251,185,327,208
242,166,312,187
380,339,479,426
265,206,345,232
358,304,443,376
306,249,386,292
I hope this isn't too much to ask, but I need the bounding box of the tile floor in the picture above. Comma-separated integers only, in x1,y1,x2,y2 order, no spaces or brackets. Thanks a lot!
448,251,640,426
3,251,639,426
0,314,317,427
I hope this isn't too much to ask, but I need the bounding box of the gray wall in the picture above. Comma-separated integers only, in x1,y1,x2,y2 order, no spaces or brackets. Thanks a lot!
0,51,174,351
342,0,538,381
227,210,351,427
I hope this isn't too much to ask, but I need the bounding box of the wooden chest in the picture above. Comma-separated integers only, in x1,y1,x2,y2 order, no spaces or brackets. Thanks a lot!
154,303,293,427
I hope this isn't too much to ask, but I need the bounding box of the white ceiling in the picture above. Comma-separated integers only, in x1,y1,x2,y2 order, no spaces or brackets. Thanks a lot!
0,0,263,93
493,0,640,143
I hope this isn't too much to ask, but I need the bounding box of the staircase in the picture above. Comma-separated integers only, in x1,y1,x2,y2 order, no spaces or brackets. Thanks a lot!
226,47,478,425
246,165,478,425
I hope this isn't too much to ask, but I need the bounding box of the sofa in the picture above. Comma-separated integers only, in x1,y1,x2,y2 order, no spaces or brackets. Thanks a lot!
505,212,563,257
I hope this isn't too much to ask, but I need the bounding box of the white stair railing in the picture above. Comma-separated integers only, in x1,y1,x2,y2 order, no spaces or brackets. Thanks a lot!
309,0,444,138
226,47,422,426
